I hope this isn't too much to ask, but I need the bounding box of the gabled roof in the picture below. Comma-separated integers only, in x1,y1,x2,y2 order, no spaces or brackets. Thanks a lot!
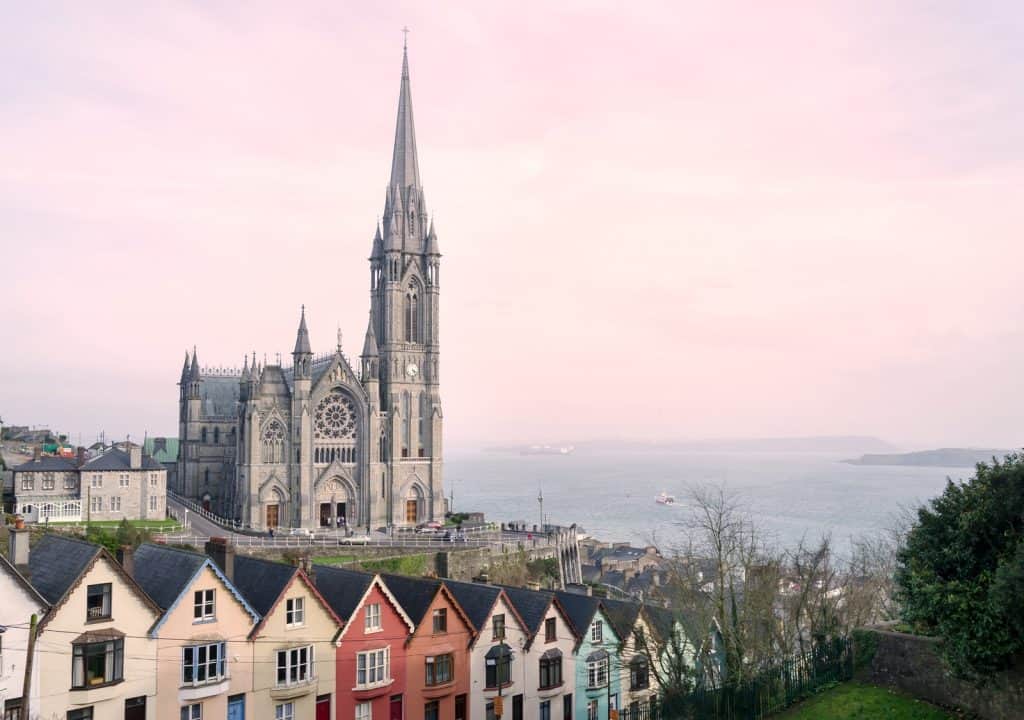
28,534,101,604
600,597,643,641
232,555,300,617
314,566,375,621
133,543,259,634
554,591,618,646
381,573,441,626
13,456,78,472
81,448,163,471
0,552,48,608
442,579,503,633
27,534,162,631
498,584,554,638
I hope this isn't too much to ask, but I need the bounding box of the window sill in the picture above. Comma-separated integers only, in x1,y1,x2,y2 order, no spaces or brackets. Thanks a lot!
271,676,317,700
423,680,456,699
179,677,231,703
352,678,394,700
364,627,384,634
70,678,123,693
192,617,217,625
85,616,114,624
483,681,514,694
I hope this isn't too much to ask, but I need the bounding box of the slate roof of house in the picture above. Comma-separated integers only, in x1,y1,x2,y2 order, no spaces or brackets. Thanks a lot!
13,456,78,473
0,551,48,607
600,597,642,640
28,534,101,605
81,448,163,471
314,566,375,622
442,579,503,632
554,590,604,639
381,573,441,626
498,584,554,637
133,543,208,610
143,437,179,464
232,555,299,617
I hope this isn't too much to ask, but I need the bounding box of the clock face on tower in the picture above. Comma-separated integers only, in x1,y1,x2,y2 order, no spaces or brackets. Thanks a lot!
405,362,419,379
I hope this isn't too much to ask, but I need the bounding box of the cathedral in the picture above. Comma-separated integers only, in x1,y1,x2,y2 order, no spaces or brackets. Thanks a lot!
176,45,444,531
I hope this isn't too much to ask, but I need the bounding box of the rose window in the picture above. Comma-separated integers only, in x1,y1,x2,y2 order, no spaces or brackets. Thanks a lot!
315,390,357,439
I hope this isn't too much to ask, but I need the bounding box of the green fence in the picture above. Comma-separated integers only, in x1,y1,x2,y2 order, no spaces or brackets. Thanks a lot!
627,637,854,720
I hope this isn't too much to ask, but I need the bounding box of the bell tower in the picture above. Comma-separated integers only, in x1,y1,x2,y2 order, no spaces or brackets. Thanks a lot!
368,40,444,526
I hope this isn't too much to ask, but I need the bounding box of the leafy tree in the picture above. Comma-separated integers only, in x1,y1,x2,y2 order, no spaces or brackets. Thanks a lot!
896,453,1024,677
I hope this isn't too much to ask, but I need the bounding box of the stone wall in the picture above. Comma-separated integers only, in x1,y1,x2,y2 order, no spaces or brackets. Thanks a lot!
856,627,1024,720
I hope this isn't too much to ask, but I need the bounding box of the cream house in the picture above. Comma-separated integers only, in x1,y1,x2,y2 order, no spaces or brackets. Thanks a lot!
132,543,258,720
26,534,161,720
0,529,49,719
229,552,342,720
602,599,661,714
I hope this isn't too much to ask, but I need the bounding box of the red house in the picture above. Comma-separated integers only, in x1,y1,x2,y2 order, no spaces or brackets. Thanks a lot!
316,567,415,720
382,574,477,720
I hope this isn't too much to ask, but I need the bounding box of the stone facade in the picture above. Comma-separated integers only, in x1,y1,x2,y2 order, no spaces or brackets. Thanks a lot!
177,45,444,531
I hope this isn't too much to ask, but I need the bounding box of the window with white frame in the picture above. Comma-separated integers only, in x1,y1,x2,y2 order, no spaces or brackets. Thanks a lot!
149,496,158,511
591,619,603,643
275,646,313,687
64,473,77,489
587,700,599,720
356,647,389,687
355,702,372,720
364,602,382,632
182,642,227,685
42,472,55,490
20,476,33,491
286,597,305,627
150,473,159,486
91,474,102,488
587,653,609,689
119,474,130,488
275,703,294,720
180,704,202,720
193,589,215,621
110,496,121,512
90,496,103,513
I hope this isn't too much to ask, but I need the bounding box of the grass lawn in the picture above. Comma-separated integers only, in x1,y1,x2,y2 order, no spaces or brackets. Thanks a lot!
777,683,953,719
312,555,358,565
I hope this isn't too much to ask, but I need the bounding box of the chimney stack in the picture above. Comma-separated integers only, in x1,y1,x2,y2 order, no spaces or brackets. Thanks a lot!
116,545,135,578
9,525,30,575
299,555,316,587
32,446,40,461
205,537,235,583
129,442,142,470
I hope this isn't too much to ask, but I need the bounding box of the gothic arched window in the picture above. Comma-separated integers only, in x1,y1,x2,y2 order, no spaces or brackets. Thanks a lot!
404,286,420,343
262,420,286,464
418,393,427,457
201,427,207,443
402,391,411,457
213,427,220,444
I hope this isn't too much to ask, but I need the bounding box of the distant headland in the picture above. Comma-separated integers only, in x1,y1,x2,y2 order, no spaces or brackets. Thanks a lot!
843,448,1013,468
484,435,898,454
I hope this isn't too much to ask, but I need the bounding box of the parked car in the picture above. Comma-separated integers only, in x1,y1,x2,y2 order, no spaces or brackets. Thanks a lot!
416,521,443,534
289,527,313,537
340,534,371,545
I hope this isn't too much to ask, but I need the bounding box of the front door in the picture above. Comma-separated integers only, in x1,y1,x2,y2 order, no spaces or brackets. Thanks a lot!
315,695,331,720
227,694,245,720
406,499,418,524
337,502,346,525
124,696,146,720
390,694,403,720
512,694,523,720
320,503,331,527
266,504,279,529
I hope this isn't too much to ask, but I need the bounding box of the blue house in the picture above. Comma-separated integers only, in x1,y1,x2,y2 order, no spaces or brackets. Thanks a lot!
556,591,623,720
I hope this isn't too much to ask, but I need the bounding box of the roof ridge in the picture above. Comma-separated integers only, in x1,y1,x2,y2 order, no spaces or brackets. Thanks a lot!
39,533,103,552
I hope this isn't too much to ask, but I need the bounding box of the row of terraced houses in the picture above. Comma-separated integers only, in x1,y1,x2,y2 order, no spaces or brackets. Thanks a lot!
1,528,698,720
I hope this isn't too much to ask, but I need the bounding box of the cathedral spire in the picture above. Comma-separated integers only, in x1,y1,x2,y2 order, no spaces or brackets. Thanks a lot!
389,41,420,193
361,312,379,357
293,305,312,355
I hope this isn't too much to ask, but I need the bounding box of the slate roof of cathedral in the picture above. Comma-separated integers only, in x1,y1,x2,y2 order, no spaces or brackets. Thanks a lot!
314,566,375,622
198,375,241,417
28,534,102,605
81,448,163,471
12,456,78,472
381,573,441,626
442,579,503,632
232,555,299,617
133,543,209,610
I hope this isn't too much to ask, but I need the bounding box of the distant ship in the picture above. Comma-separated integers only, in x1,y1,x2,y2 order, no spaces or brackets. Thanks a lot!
520,445,576,456
655,492,676,505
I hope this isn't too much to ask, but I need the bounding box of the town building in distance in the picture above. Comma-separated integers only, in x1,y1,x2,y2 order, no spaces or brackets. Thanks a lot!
175,45,444,532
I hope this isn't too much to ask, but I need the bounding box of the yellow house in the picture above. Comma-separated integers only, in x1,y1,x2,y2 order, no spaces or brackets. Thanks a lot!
230,554,342,720
133,542,259,720
26,534,161,720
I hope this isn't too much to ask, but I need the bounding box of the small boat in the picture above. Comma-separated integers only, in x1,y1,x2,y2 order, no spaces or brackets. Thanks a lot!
655,492,676,506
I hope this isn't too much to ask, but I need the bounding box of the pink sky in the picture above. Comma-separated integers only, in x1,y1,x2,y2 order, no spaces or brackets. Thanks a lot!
2,2,1023,449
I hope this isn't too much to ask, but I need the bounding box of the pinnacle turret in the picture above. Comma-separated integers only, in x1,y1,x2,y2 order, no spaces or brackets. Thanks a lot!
361,313,379,358
293,305,312,355
371,223,384,259
189,346,200,381
181,350,191,380
426,218,440,255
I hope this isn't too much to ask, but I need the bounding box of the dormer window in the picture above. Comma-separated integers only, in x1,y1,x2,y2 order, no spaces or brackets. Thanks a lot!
286,597,305,627
365,602,382,632
194,589,215,622
492,613,506,640
591,619,603,644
